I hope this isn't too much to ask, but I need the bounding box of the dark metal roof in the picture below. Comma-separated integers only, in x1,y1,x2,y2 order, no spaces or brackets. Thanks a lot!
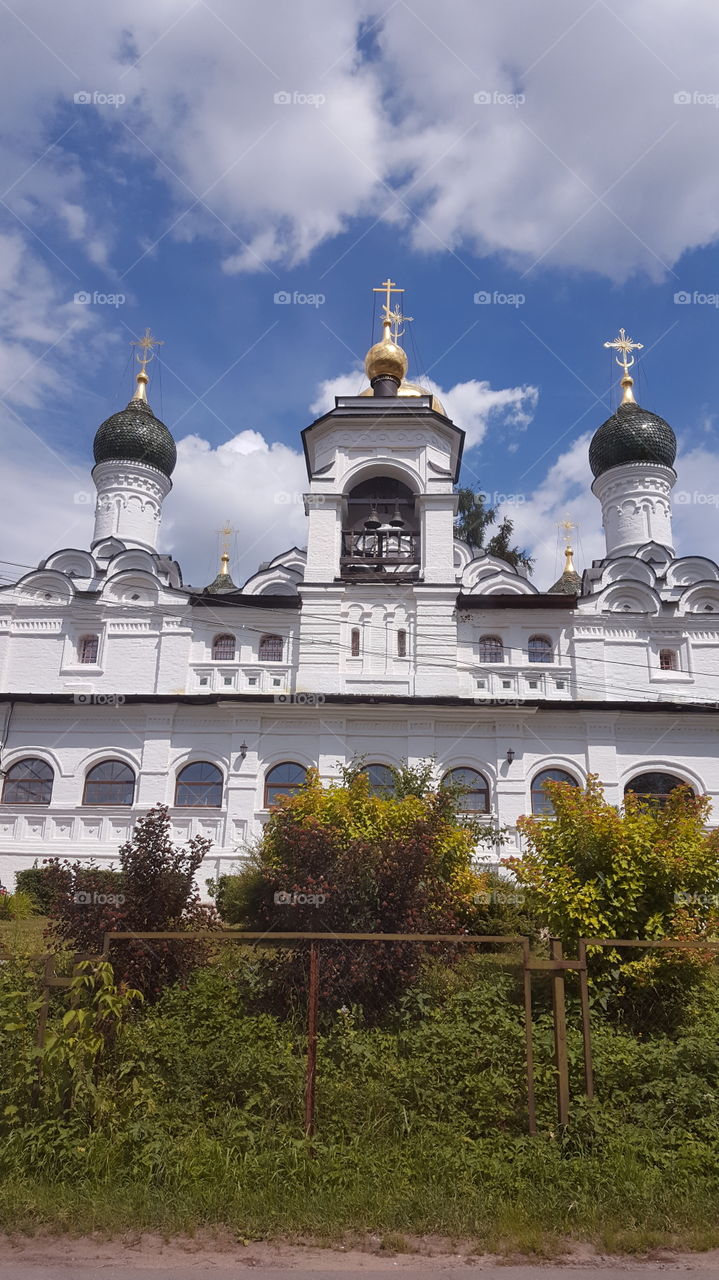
190,591,301,609
93,397,177,478
1,691,718,713
589,401,676,479
457,592,578,609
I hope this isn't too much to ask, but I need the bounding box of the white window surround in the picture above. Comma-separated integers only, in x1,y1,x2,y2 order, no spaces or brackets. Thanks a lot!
647,636,693,683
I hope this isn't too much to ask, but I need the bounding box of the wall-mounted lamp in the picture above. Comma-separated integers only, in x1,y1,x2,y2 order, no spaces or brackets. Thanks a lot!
506,748,515,765
239,741,247,761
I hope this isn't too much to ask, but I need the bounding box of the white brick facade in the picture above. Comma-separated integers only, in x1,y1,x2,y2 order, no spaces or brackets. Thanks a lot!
1,386,717,891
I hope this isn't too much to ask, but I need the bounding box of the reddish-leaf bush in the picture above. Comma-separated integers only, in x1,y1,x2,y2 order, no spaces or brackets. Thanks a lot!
45,805,220,998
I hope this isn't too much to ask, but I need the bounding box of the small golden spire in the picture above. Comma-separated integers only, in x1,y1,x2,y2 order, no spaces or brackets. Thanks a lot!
216,521,234,575
604,328,643,404
560,518,578,574
131,328,164,401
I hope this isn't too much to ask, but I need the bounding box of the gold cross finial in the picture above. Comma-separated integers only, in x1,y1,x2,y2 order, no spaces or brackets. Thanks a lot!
604,328,643,403
130,328,164,401
373,277,403,318
372,277,411,343
216,521,234,573
559,517,577,548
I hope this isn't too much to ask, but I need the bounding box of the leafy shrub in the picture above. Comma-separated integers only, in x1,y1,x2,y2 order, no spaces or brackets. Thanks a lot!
17,864,124,915
229,766,502,1013
209,867,265,924
0,890,35,921
46,805,220,999
513,774,719,1030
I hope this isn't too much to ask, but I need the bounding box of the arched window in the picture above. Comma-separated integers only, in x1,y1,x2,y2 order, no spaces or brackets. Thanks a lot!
212,633,235,661
351,627,361,657
659,649,678,671
259,634,283,662
78,634,99,664
479,635,503,663
528,635,553,664
264,761,307,808
83,760,135,806
175,761,223,808
624,772,693,807
366,763,395,796
442,767,490,813
531,768,579,815
397,628,407,657
2,757,54,805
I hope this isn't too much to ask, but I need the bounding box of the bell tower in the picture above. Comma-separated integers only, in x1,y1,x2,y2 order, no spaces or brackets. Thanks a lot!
297,279,464,696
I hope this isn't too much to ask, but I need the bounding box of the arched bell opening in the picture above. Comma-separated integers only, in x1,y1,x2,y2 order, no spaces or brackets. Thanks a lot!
341,477,420,578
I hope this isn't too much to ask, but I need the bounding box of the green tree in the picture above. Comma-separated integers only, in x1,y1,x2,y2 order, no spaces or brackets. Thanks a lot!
512,774,719,1029
454,487,533,572
221,766,523,1012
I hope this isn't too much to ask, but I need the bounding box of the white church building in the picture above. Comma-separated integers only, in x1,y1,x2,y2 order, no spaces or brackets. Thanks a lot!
1,293,717,890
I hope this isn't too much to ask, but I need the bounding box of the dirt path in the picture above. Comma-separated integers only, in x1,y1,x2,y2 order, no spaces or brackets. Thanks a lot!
2,1236,719,1277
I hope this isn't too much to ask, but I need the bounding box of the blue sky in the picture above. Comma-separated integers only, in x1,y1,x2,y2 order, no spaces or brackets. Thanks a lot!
2,0,719,589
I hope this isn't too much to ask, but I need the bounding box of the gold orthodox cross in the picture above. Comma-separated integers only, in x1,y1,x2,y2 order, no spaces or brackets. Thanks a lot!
372,279,411,341
559,517,577,548
604,328,643,376
132,328,164,374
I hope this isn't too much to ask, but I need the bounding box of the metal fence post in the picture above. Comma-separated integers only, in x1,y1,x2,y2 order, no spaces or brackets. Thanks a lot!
304,939,320,1139
521,939,537,1136
577,939,594,1100
549,937,570,1127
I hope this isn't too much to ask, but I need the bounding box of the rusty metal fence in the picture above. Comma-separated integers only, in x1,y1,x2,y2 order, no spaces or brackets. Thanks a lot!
32,931,719,1134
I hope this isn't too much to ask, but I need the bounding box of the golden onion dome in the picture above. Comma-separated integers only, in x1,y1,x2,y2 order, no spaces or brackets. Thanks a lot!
364,336,408,384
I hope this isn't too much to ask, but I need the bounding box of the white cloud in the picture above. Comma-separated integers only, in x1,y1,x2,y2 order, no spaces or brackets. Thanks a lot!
3,2,719,281
162,429,308,586
0,230,96,409
495,433,605,588
309,368,538,449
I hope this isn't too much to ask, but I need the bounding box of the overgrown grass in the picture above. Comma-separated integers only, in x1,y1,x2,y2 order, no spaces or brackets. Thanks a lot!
3,948,719,1251
0,913,48,957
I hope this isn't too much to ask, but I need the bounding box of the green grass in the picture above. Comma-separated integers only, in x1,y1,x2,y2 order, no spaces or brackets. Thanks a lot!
0,914,48,957
4,949,719,1252
1,1133,719,1254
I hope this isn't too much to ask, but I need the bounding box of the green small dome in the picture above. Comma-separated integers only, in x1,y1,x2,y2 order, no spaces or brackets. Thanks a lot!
93,396,177,478
589,400,676,479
